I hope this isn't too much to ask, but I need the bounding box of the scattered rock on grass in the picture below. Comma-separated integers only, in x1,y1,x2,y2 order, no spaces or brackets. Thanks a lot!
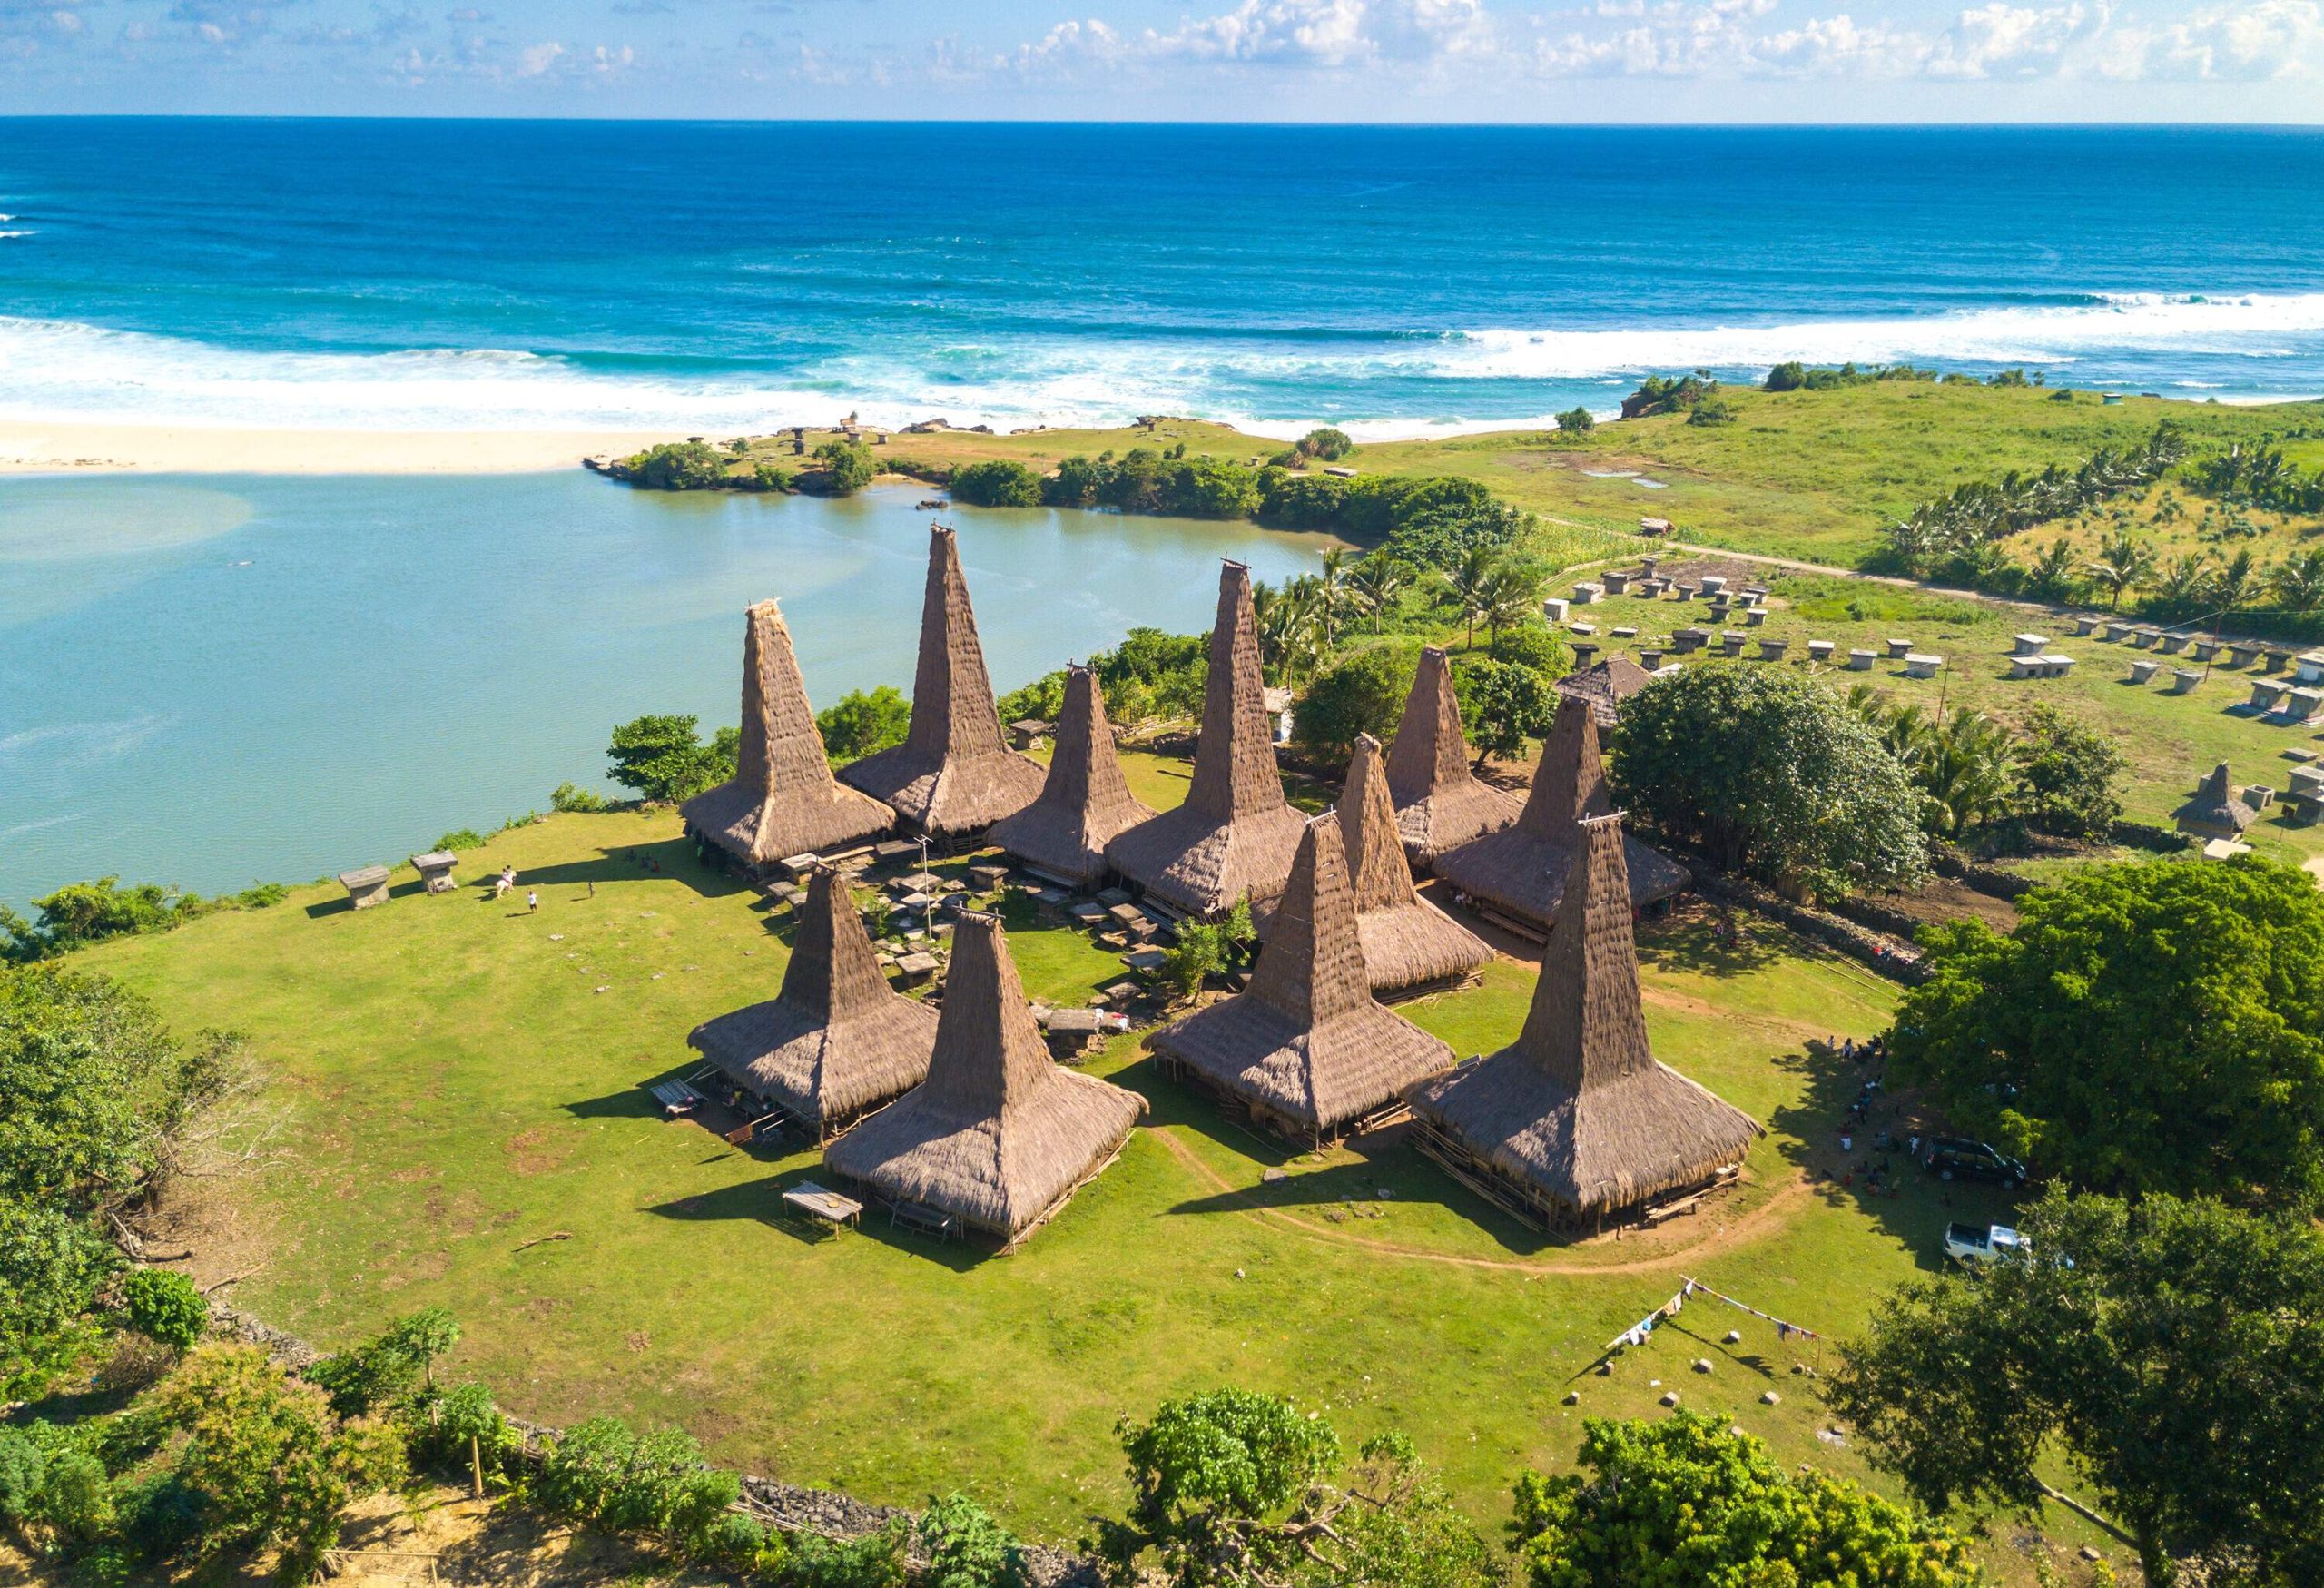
1659,1392,1680,1407
1760,1390,1780,1405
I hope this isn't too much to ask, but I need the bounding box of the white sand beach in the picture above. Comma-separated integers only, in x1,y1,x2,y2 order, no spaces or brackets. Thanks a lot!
0,420,672,476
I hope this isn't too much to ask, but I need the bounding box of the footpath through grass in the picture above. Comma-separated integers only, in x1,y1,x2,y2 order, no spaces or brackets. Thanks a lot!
75,808,2119,1577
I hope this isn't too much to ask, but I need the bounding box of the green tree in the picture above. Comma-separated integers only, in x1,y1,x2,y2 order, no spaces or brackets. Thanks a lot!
1611,667,1928,893
122,1268,208,1352
2008,703,2124,839
1295,427,1354,462
307,1307,462,1418
2082,532,2154,610
155,1344,408,1584
1159,457,1262,519
816,686,912,764
1831,1188,2324,1587
1453,656,1556,768
917,1492,1028,1588
0,1200,118,1393
2210,546,2260,624
1346,553,1413,634
1911,709,2014,839
949,460,1043,508
1435,543,1499,649
1553,405,1595,434
2268,547,2324,619
1761,360,1807,391
1890,855,2324,1209
624,441,727,490
812,439,878,495
1291,641,1419,762
606,715,737,804
1160,922,1231,1000
994,670,1068,729
1513,1412,1984,1588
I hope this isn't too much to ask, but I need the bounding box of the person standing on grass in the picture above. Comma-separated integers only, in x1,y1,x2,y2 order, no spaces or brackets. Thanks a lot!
527,889,538,913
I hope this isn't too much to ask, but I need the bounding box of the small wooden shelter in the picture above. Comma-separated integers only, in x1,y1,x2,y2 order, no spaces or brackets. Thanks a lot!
1106,561,1306,916
838,526,1045,841
1150,814,1456,1145
2172,762,2256,842
1334,734,1492,997
1553,654,1658,732
683,599,896,872
823,912,1144,1249
1384,646,1521,867
989,665,1155,888
1409,814,1760,1230
688,866,937,1141
1433,695,1689,939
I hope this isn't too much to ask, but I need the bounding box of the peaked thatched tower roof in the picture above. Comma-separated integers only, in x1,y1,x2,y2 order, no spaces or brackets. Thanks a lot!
1338,734,1492,995
682,600,897,868
989,665,1155,887
1433,695,1689,933
824,912,1144,1248
2173,761,2255,839
838,526,1046,838
1384,646,1521,866
1150,814,1456,1140
688,866,937,1139
1410,814,1760,1224
1105,561,1308,916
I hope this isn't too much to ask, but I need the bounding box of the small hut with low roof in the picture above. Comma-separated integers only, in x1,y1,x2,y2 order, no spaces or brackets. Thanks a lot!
682,600,896,871
688,866,937,1141
1554,653,1658,732
2173,762,2257,842
1409,814,1760,1230
838,526,1045,841
823,912,1144,1249
1105,561,1307,916
1384,646,1521,867
1150,814,1456,1145
1433,695,1689,938
1334,734,1492,996
989,665,1154,888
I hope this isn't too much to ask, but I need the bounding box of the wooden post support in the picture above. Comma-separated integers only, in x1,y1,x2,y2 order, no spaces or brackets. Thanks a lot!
470,1432,484,1500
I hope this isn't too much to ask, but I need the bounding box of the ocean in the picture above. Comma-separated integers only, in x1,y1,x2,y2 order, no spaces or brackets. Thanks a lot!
3,120,2323,434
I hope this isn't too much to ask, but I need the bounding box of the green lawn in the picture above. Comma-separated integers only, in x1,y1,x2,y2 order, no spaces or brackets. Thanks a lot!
77,809,2117,1578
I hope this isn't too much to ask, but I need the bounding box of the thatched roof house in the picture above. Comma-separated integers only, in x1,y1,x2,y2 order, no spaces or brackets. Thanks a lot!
682,600,896,870
838,527,1045,840
989,665,1155,888
1554,654,1657,732
1150,814,1456,1144
1337,734,1492,997
688,866,937,1141
1384,646,1521,867
823,912,1144,1249
1433,696,1689,938
1106,561,1307,916
2173,762,2256,841
1410,814,1761,1229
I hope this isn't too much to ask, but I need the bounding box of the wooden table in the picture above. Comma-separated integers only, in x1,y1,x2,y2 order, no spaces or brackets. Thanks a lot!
782,1181,863,1228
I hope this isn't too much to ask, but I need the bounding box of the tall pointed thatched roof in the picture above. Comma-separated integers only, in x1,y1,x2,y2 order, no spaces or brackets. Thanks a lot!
1410,814,1759,1219
823,912,1144,1247
1338,734,1492,995
1384,646,1521,865
1105,561,1308,916
2173,761,2255,837
1433,695,1689,932
688,866,937,1136
682,600,897,867
1150,814,1455,1138
838,526,1046,837
989,665,1155,887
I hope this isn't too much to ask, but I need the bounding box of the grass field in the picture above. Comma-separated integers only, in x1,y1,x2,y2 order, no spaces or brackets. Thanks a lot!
77,805,2123,1582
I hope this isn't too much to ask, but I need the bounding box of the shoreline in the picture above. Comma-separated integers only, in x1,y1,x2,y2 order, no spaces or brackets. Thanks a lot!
0,420,675,477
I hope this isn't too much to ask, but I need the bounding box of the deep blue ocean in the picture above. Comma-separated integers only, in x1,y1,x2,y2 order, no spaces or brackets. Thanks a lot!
3,120,2323,433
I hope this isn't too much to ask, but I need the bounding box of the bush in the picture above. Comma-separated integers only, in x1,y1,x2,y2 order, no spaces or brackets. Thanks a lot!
1489,618,1567,675
1161,922,1231,999
1686,395,1738,426
606,715,738,804
918,1492,1027,1588
549,781,613,814
625,441,728,490
950,460,1043,508
816,686,911,764
1763,360,1807,391
422,1380,517,1474
0,1425,44,1527
1295,428,1354,462
1554,405,1595,434
1159,457,1261,519
1620,372,1717,419
122,1269,207,1352
433,828,486,852
1291,641,1419,762
788,1520,909,1588
812,440,879,496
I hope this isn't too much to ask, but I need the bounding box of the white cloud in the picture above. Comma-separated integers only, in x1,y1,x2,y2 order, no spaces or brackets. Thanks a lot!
517,36,560,72
2099,0,2323,74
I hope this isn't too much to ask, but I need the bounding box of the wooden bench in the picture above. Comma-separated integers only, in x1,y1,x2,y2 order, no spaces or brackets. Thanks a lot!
647,1080,703,1117
891,1200,957,1241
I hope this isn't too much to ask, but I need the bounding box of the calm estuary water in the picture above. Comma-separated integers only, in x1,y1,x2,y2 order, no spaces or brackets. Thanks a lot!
0,474,1334,905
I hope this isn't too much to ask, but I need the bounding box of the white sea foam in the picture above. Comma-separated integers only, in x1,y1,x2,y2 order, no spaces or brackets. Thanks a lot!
0,291,2319,439
0,232,34,241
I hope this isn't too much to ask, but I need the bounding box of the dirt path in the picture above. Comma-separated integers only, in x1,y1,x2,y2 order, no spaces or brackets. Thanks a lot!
1153,1129,1815,1278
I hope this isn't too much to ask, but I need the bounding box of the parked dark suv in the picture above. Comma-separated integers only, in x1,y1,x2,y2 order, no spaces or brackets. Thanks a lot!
1921,1137,2027,1189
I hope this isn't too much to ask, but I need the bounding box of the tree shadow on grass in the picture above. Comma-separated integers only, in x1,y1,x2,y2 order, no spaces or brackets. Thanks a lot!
563,1086,665,1122
1635,907,1784,978
517,836,746,899
645,1170,984,1271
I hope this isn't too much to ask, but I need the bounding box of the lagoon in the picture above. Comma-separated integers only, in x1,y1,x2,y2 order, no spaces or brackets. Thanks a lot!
0,473,1334,905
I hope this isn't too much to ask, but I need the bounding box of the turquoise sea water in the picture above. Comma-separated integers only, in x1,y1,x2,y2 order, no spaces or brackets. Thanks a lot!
0,477,1332,903
3,121,2323,434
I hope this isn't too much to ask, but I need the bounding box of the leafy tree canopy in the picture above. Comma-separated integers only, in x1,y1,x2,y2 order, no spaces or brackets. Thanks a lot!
949,459,1043,508
623,440,727,490
1513,1411,1985,1588
605,714,738,804
123,1268,209,1352
2008,703,2126,841
816,686,912,764
1295,428,1354,462
812,440,879,496
1453,655,1558,767
1291,640,1418,762
1832,1188,2324,1587
1891,854,2324,1209
1611,666,1929,894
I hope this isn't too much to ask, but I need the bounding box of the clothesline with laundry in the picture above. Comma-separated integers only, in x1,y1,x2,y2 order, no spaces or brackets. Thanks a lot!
1603,1277,1823,1354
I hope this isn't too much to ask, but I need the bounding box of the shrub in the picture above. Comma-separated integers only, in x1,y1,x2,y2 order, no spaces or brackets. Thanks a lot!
918,1492,1028,1588
422,1380,517,1475
1161,922,1231,999
121,1269,207,1352
749,462,793,492
0,1425,44,1528
307,1307,460,1419
1686,395,1738,426
1,1201,120,1395
788,1520,909,1588
1554,405,1596,434
624,441,728,491
1763,360,1807,391
549,781,613,814
1256,471,1348,529
433,828,486,852
816,686,911,764
1620,371,1717,419
1295,428,1354,462
949,460,1043,508
1158,457,1261,519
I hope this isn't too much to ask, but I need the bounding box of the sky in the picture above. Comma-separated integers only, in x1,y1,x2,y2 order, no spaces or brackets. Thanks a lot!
0,0,2319,120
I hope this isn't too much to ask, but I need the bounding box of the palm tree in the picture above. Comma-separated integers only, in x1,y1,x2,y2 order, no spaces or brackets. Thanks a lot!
2210,547,2260,626
2025,538,2082,603
2151,553,2215,620
1437,544,1498,650
2083,532,2155,610
1315,547,1347,653
2269,548,2324,619
1347,553,1413,634
1916,710,2014,839
1481,557,1550,650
